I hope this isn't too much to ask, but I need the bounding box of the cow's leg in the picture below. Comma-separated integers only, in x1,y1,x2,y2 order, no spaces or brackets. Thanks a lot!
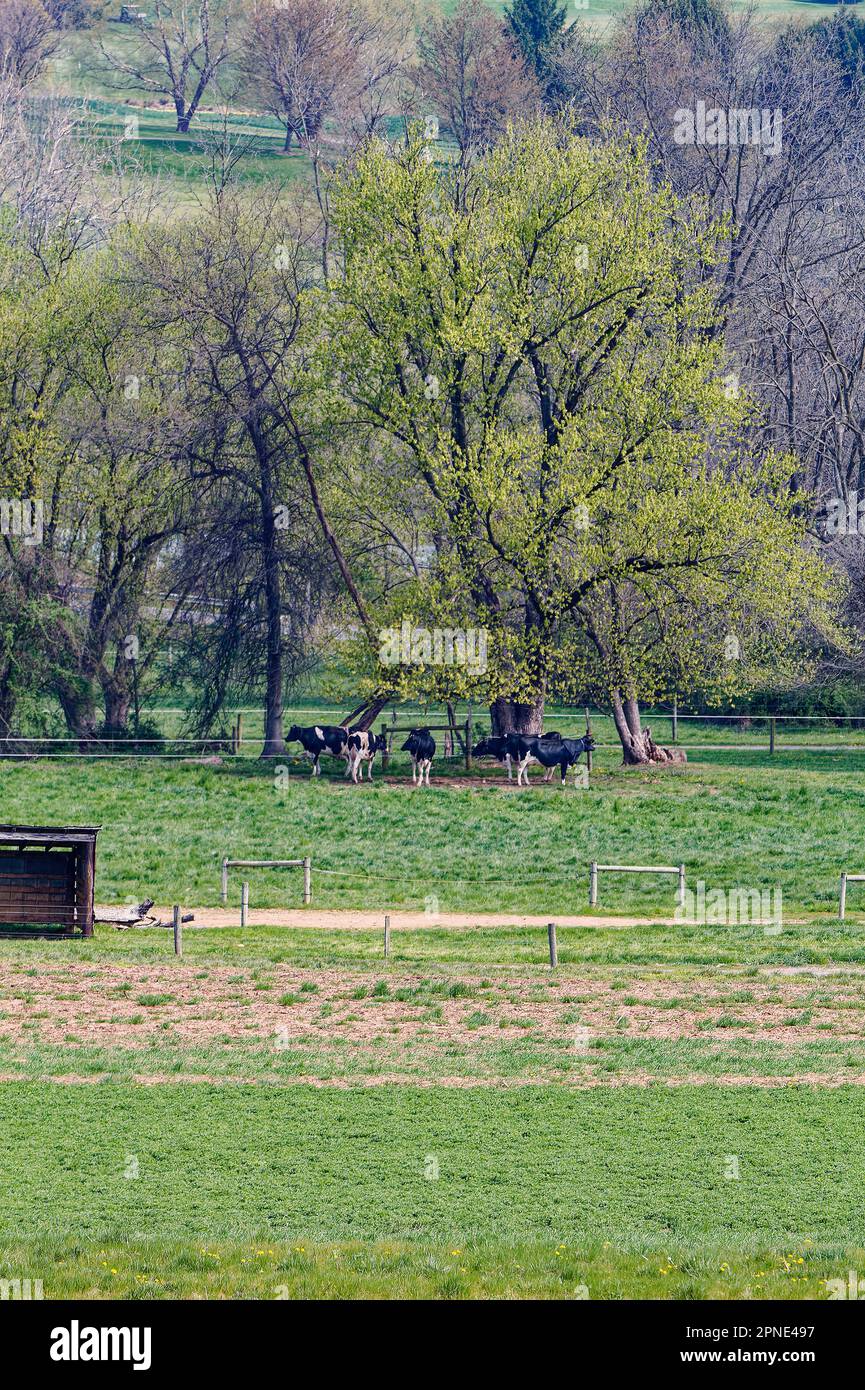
367,756,374,780
312,753,320,777
543,765,554,782
517,755,530,786
349,752,360,784
425,761,431,786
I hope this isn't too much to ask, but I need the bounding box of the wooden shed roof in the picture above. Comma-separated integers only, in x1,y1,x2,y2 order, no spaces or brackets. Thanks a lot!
0,825,101,846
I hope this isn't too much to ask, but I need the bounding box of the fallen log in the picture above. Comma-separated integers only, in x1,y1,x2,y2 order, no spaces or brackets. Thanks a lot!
93,901,195,930
94,900,155,925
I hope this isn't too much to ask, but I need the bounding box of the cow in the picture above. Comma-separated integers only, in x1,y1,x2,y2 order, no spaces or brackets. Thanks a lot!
515,733,595,786
286,724,350,777
472,731,562,781
402,728,435,786
347,729,388,783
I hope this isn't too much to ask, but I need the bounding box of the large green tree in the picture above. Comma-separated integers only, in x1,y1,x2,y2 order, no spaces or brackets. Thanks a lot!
318,118,838,758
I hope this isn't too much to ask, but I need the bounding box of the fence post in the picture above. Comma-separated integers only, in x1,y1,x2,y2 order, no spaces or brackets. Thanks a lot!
672,695,678,744
548,921,558,968
678,864,686,908
236,713,243,753
241,881,249,928
384,913,390,958
303,857,311,905
465,707,473,771
840,872,848,922
221,858,229,905
381,722,390,772
769,717,776,755
584,708,593,774
589,861,598,906
173,904,183,956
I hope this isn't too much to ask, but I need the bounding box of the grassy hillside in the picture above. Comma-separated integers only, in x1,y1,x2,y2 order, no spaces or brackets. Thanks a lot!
35,0,858,211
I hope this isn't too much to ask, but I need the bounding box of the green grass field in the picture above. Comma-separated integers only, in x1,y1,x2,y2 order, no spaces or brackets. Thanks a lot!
0,1082,861,1298
4,744,865,916
2,745,865,1297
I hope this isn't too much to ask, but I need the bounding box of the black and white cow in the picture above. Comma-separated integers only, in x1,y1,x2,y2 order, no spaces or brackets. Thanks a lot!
347,729,388,783
471,735,513,779
286,724,350,776
402,728,435,786
472,731,562,781
515,734,595,786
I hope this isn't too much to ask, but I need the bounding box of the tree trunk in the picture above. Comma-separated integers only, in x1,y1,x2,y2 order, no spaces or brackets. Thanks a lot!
101,656,132,736
611,691,686,766
57,682,98,750
0,666,15,740
489,696,545,737
340,695,390,731
283,125,293,152
103,686,131,737
260,478,286,760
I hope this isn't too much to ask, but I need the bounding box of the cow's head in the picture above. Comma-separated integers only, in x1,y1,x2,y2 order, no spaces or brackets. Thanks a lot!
286,725,302,743
472,737,494,758
584,734,596,753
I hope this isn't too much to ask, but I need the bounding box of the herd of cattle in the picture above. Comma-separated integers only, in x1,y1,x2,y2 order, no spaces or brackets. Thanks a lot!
286,724,595,786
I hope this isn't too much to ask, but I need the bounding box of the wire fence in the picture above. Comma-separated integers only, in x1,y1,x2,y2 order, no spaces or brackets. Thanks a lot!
5,709,865,759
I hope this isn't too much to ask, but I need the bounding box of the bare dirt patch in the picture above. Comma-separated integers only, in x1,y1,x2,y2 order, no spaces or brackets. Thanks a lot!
1,962,863,1053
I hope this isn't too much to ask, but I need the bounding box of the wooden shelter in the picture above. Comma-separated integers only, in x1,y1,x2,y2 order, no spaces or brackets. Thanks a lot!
0,825,100,938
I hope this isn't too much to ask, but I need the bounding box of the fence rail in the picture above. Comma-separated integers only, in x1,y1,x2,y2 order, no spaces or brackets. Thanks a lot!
589,861,686,908
221,857,311,906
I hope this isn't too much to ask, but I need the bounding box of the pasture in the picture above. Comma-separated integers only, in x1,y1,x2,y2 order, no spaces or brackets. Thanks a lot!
37,0,857,214
2,744,865,1298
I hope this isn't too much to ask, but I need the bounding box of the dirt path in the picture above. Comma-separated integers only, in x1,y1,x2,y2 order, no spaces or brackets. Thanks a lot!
109,906,681,930
102,905,830,930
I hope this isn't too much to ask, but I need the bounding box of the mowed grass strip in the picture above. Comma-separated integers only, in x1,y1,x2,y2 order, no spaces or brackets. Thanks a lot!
2,1082,863,1250
5,754,865,917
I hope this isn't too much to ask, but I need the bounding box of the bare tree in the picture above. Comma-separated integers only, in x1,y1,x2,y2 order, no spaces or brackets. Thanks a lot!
241,0,359,153
0,0,57,83
134,189,363,756
96,0,232,133
414,0,539,158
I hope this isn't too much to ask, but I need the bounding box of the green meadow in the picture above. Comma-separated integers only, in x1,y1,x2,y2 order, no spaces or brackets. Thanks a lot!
3,747,865,917
0,1081,860,1298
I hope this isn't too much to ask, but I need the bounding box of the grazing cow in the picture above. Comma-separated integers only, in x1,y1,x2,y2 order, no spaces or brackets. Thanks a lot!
515,733,595,786
347,729,388,783
402,728,435,786
286,724,350,776
471,735,513,779
472,731,562,781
